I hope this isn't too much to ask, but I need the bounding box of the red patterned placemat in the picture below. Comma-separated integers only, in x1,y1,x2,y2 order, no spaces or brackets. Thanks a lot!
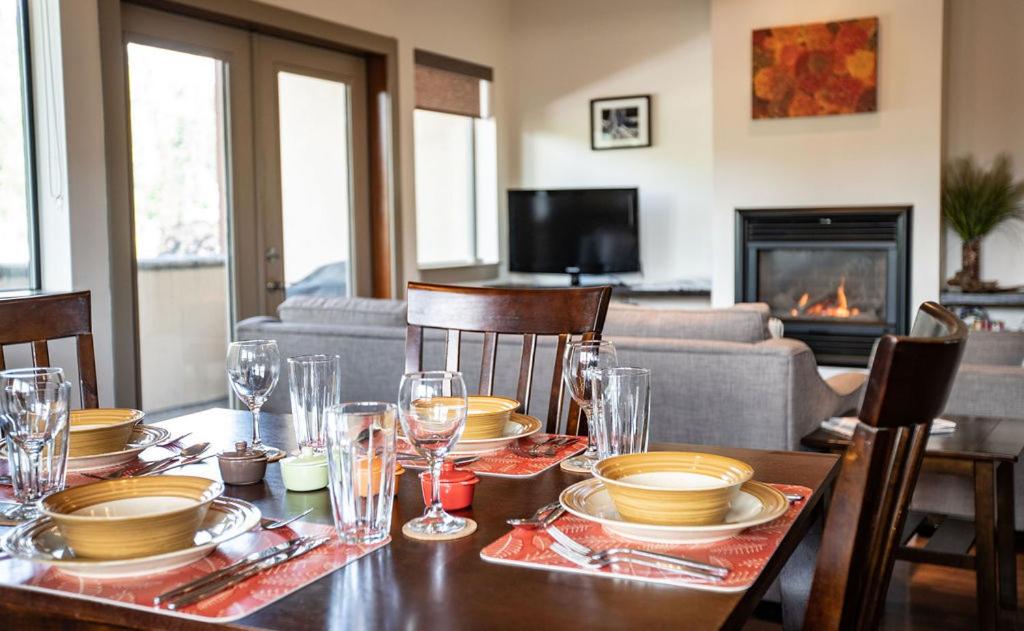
0,520,387,623
480,483,811,592
400,434,587,478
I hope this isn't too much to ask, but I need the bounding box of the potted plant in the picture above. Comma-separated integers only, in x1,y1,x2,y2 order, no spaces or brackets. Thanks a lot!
943,153,1024,292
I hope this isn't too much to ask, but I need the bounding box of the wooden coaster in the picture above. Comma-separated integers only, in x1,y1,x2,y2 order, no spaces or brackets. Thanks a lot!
402,518,477,541
559,458,593,474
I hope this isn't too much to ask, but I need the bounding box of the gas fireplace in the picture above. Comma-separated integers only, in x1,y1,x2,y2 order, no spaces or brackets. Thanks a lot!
736,207,911,367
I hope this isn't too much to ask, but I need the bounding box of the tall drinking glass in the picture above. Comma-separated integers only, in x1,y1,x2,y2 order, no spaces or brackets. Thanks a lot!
325,402,397,544
592,367,651,459
562,340,617,471
398,371,468,537
226,340,281,457
288,355,341,453
0,368,71,520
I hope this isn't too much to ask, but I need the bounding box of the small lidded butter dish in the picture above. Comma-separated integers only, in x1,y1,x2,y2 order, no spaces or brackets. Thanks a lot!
217,441,268,485
280,447,329,492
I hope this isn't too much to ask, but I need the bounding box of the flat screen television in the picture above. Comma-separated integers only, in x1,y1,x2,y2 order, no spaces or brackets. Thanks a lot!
508,188,640,284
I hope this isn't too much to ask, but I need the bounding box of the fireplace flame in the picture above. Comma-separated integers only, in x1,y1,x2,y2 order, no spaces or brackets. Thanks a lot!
789,277,861,319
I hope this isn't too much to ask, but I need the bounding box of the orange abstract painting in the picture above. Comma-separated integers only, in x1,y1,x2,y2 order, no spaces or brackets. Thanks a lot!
752,17,878,119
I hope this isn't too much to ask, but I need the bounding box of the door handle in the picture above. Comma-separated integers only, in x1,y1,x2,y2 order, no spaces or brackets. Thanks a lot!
265,246,280,262
266,280,284,292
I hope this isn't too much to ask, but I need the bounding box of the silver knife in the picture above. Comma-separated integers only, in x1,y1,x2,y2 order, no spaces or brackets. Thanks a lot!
163,535,331,610
145,453,217,476
154,537,304,605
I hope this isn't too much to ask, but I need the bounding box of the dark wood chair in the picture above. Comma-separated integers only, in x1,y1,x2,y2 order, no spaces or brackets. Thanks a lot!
0,291,99,408
803,301,968,630
404,282,613,434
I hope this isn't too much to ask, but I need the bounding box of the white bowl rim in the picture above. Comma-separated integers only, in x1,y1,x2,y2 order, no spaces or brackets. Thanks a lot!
466,395,520,415
560,477,787,534
41,475,224,523
593,452,754,492
69,408,145,432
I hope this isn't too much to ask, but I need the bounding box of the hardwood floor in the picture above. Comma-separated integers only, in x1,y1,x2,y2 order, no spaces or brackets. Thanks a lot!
748,551,1023,629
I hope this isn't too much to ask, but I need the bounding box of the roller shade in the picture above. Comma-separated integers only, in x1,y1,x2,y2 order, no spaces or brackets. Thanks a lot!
414,49,492,118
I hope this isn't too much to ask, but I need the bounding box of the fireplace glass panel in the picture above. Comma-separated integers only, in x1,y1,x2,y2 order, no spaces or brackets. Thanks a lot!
757,248,888,323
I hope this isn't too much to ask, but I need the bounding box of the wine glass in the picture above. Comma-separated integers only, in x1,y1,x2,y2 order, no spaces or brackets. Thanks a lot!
226,340,281,457
0,368,71,519
562,340,618,471
398,371,468,537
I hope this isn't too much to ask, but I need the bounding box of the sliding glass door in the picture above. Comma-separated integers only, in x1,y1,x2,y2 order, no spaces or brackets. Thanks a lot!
254,35,370,312
120,5,369,414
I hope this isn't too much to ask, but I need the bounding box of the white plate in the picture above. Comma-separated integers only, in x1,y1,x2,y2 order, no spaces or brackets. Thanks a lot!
559,477,789,544
1,496,261,578
451,413,542,455
67,425,170,472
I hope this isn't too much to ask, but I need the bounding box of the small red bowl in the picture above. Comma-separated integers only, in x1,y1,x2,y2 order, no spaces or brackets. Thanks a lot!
419,461,480,510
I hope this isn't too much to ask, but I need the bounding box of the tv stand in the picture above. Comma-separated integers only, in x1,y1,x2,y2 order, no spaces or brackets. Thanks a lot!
489,279,711,298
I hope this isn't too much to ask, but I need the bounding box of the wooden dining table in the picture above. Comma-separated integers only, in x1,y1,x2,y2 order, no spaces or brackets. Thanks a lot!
0,408,840,630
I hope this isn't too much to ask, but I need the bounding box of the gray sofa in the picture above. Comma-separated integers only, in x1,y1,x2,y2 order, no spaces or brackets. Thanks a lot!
236,296,865,452
915,330,1024,522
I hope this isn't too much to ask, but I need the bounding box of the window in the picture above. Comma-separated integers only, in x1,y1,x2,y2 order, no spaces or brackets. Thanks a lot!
0,0,38,291
413,50,498,268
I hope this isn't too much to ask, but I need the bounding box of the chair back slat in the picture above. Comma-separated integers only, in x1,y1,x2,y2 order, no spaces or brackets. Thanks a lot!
31,340,50,367
478,332,498,395
515,333,537,413
76,334,100,409
0,291,99,409
804,302,966,631
444,329,461,372
405,283,612,433
404,325,423,374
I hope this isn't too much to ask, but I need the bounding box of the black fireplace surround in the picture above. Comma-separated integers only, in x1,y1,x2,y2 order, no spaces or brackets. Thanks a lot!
736,207,911,367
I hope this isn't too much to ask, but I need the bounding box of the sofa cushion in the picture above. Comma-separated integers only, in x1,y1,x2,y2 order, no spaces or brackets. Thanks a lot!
602,302,770,343
277,296,407,328
961,330,1024,367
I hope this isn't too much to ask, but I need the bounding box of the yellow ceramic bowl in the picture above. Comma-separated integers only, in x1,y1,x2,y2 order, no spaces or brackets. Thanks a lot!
464,396,520,440
41,475,223,560
68,409,144,457
593,452,754,526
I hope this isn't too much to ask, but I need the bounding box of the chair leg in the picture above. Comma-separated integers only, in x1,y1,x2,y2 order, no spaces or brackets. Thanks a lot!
780,500,823,631
996,461,1017,612
974,461,999,631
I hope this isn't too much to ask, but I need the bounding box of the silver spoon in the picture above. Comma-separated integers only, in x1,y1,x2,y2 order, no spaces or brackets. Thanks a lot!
128,442,211,477
506,501,561,527
262,507,314,530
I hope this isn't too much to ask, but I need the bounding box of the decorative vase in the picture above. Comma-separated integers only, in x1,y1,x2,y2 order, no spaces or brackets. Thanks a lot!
961,238,981,286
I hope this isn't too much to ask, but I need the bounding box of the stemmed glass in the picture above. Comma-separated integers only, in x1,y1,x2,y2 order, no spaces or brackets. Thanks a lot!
562,340,618,471
398,371,469,537
226,340,282,457
0,368,71,519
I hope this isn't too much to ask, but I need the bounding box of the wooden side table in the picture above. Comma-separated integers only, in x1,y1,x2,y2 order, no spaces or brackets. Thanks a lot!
803,415,1023,631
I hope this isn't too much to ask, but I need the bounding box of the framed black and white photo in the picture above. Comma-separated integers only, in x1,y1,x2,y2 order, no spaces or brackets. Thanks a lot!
590,95,651,150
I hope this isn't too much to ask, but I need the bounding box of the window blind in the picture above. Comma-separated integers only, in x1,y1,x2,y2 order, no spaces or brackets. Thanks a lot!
414,49,492,118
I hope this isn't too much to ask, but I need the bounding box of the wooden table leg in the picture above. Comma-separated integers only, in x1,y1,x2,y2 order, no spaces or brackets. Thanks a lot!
996,461,1017,612
975,461,999,631
780,500,823,631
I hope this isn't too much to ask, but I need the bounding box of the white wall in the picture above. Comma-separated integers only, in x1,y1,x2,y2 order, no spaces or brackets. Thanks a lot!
258,0,514,289
509,0,713,283
26,0,116,406
710,0,945,311
943,0,1024,291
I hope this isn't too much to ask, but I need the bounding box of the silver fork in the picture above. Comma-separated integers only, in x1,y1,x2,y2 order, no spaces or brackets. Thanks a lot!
546,523,728,580
262,507,314,530
512,441,557,459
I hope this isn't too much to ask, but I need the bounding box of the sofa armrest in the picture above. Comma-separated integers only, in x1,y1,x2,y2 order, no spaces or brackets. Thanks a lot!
601,335,863,451
944,363,1024,419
